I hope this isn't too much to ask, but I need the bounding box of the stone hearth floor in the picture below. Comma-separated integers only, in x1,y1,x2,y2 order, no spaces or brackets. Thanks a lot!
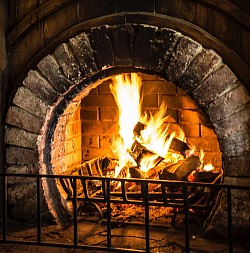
0,218,249,253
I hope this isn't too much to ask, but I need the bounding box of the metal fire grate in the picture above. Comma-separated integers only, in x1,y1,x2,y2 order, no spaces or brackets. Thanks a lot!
0,171,249,253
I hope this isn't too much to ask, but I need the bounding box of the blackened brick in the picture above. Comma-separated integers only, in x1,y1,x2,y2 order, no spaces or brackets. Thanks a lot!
165,36,202,83
23,70,60,105
90,26,114,68
179,49,222,93
193,65,237,106
69,32,98,75
37,54,72,93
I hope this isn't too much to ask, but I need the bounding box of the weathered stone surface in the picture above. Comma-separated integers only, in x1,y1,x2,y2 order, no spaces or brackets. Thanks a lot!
6,146,39,165
6,106,43,134
4,127,38,149
13,86,49,118
69,32,98,75
110,25,132,66
37,54,72,93
90,26,114,68
23,70,60,105
219,131,250,156
213,107,250,138
224,154,250,177
133,25,157,68
54,43,82,82
165,36,202,83
147,28,181,71
207,84,250,122
193,65,237,106
179,49,222,93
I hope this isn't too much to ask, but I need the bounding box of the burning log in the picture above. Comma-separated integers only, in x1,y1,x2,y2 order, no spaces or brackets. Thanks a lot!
129,139,164,167
159,155,200,181
133,121,191,156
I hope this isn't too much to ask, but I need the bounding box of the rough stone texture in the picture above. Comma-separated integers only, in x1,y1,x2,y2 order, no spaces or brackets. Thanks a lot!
193,65,237,106
213,107,250,138
69,32,98,75
4,127,38,149
13,86,49,118
54,43,82,82
133,25,157,68
207,84,250,122
223,154,250,177
6,106,43,134
23,70,60,105
179,49,222,93
165,36,202,83
6,146,39,165
90,26,114,68
220,131,250,156
37,54,72,93
147,28,181,71
110,25,132,66
208,189,250,240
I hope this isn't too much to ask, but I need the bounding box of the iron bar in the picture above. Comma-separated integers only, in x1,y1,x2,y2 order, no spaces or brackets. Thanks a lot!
36,176,41,244
143,182,150,253
0,172,249,253
183,185,190,252
227,187,233,253
106,178,112,251
73,177,78,247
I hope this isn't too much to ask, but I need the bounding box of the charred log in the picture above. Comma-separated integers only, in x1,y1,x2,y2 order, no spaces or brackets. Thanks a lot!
159,155,200,181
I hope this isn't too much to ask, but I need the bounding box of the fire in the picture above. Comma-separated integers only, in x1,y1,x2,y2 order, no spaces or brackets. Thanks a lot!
110,73,186,177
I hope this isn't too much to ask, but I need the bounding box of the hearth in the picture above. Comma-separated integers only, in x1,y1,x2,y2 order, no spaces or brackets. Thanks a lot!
3,23,250,244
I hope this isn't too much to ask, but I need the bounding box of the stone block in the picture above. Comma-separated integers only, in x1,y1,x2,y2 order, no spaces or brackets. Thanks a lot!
220,132,250,156
81,108,99,120
6,106,43,134
165,36,202,83
69,32,98,75
13,86,49,118
193,65,237,106
161,95,198,110
82,134,99,148
99,135,114,148
54,43,82,82
6,146,38,165
142,94,158,107
133,25,157,68
90,26,114,68
99,108,118,121
179,49,222,93
182,123,200,137
82,121,117,135
147,28,181,71
207,84,250,122
98,80,112,93
142,79,177,94
37,54,72,93
187,137,220,152
4,127,38,149
213,107,250,138
23,70,60,105
224,154,250,177
110,25,132,66
81,94,116,107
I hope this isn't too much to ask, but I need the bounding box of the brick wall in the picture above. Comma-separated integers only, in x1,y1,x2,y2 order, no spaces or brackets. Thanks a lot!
81,73,222,169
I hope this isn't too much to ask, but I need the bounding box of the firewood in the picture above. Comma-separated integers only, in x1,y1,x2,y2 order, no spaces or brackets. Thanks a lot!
129,139,164,167
133,121,190,156
159,155,200,181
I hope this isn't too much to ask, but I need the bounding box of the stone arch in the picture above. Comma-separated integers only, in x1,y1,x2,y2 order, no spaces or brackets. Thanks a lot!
4,24,249,229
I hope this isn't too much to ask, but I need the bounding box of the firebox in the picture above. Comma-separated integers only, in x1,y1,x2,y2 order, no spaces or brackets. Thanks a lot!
3,23,250,242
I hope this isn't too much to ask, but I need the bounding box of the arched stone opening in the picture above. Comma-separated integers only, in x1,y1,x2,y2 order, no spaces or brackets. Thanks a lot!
4,24,249,238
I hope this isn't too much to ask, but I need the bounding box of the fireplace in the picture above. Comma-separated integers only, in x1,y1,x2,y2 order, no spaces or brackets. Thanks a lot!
3,23,249,243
